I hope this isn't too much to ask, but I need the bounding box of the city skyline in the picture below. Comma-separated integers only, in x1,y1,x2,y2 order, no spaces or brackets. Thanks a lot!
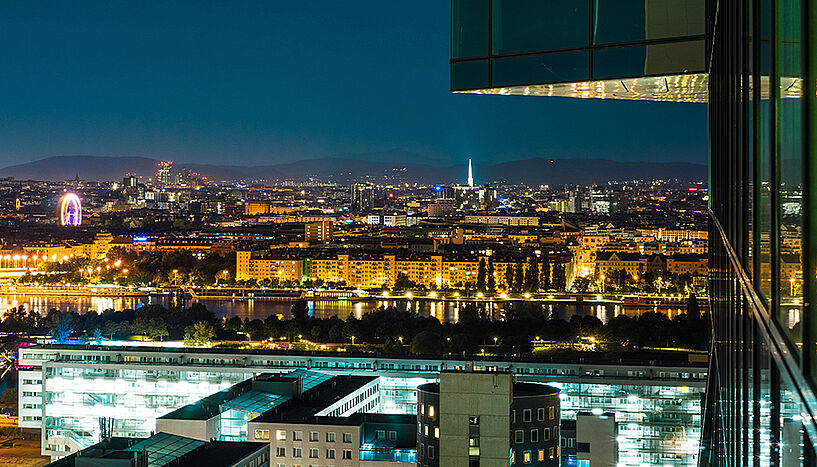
0,0,707,169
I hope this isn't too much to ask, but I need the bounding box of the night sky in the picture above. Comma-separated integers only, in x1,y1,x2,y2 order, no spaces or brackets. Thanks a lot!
0,0,707,168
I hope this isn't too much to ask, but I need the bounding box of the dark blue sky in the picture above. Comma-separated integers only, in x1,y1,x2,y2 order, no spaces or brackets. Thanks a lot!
0,0,707,168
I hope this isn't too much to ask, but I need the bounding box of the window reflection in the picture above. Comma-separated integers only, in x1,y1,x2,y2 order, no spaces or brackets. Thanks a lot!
491,0,588,55
776,0,801,345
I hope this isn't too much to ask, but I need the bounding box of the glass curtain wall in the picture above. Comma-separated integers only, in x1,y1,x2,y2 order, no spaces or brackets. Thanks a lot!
705,0,817,464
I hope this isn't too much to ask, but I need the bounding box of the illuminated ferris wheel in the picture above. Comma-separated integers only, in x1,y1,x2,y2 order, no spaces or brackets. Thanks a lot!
60,193,82,226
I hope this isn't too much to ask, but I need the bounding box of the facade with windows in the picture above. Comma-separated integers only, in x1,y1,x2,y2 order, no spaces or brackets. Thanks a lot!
20,345,704,464
416,373,560,467
450,0,817,464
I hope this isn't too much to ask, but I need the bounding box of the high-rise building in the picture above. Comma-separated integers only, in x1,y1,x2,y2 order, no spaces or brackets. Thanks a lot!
450,0,817,463
304,220,334,244
590,187,627,214
156,161,173,185
350,183,374,213
123,174,137,187
417,371,560,467
467,158,474,187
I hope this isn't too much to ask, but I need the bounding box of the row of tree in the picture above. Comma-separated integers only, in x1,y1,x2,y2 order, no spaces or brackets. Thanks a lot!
2,291,708,356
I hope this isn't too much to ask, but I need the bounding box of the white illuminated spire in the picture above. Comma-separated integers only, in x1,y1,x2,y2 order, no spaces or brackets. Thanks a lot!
467,158,474,187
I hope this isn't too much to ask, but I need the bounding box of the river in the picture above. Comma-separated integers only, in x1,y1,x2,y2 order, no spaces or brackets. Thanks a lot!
0,293,692,324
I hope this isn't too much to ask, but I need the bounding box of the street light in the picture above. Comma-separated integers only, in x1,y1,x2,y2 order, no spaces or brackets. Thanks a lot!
493,336,498,344
236,331,251,343
351,335,356,345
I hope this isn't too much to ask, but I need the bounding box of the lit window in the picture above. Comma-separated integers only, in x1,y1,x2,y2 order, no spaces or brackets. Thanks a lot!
538,449,545,461
276,430,286,441
429,405,435,417
254,429,269,440
435,427,439,439
523,450,532,463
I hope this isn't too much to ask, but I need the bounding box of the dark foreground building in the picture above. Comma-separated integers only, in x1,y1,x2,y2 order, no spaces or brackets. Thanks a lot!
417,372,560,467
452,0,817,465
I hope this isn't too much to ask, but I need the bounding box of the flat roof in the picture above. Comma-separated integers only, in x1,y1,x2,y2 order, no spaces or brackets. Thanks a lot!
254,375,377,424
159,380,253,421
418,381,560,397
46,434,268,467
25,343,708,369
222,390,289,414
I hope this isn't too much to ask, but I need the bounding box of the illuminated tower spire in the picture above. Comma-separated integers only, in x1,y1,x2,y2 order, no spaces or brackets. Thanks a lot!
467,158,474,187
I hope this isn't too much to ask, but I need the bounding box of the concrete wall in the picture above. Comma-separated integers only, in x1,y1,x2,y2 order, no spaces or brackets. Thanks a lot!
156,417,219,441
439,372,511,467
577,413,618,467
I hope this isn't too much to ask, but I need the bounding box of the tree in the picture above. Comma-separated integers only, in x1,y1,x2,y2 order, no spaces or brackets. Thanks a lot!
49,314,73,343
541,261,552,290
476,258,487,291
184,321,215,347
487,257,496,293
0,389,17,409
410,331,442,354
504,264,514,291
514,263,524,293
132,318,151,340
687,292,701,322
148,318,168,341
524,256,539,292
571,276,591,293
393,273,418,291
552,263,566,291
291,299,310,323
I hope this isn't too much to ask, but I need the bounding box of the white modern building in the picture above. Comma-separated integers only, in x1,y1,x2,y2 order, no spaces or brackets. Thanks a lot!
19,344,705,465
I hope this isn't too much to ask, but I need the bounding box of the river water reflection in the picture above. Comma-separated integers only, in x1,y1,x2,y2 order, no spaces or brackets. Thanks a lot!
0,293,690,324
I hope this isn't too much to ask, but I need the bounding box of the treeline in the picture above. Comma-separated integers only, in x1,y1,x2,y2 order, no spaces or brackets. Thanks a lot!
17,250,236,287
391,256,569,294
2,296,709,356
1,303,217,345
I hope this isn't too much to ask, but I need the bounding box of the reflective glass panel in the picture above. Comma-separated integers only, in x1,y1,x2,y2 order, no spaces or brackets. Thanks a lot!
492,0,588,55
453,0,489,59
776,0,802,345
451,60,490,90
780,380,803,465
492,52,589,87
592,40,705,79
593,0,706,45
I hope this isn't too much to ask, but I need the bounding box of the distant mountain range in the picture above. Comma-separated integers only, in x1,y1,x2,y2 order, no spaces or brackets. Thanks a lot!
0,153,707,185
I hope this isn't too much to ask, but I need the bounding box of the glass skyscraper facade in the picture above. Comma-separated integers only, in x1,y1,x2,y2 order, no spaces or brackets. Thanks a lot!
451,0,817,465
707,0,817,464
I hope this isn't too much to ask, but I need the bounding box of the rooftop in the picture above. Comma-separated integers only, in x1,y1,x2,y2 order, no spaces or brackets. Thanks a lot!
46,433,267,467
254,374,377,424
